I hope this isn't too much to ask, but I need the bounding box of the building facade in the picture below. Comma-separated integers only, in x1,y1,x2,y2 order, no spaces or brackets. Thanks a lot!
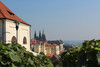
0,1,31,50
31,39,60,55
47,40,64,52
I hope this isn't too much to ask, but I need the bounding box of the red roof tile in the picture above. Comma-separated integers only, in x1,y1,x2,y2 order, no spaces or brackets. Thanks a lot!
31,39,48,45
30,39,59,47
0,1,30,25
46,54,54,58
31,39,35,42
41,42,47,45
45,44,58,47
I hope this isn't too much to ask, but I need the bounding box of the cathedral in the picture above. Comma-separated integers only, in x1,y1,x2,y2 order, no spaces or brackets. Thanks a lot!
31,30,64,56
0,1,64,56
0,1,31,50
34,30,46,42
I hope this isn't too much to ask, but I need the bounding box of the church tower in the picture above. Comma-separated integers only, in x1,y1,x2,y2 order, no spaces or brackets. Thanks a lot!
34,31,37,40
42,30,46,42
39,30,42,41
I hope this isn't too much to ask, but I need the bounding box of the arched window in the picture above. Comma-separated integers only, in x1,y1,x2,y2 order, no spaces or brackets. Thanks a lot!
23,37,27,44
11,36,17,43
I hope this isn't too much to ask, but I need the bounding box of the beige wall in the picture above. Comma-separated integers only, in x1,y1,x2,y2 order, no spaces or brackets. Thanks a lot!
5,19,30,50
41,45,45,52
56,46,60,55
34,45,41,53
46,46,51,54
60,44,64,51
51,46,56,54
50,46,60,55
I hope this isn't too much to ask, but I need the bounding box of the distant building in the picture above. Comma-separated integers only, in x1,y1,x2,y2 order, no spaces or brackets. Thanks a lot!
31,39,60,55
31,31,64,55
0,1,31,50
34,30,46,42
47,40,64,52
45,44,59,55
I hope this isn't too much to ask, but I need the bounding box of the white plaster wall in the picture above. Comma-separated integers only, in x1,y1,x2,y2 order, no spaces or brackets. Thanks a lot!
18,22,30,50
5,19,30,50
56,46,60,55
60,44,64,51
6,20,16,43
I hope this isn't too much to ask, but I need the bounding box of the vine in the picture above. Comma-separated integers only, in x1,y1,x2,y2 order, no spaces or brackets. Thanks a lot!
0,43,53,67
61,39,100,67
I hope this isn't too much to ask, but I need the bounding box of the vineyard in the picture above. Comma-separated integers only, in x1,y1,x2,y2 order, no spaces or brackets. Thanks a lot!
61,39,100,67
0,40,100,67
0,43,53,67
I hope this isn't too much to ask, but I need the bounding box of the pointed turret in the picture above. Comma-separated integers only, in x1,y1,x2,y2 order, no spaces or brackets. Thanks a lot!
34,31,37,40
39,30,42,41
42,30,46,42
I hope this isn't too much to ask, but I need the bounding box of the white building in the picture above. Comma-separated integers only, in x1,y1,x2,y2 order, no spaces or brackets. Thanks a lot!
0,1,31,51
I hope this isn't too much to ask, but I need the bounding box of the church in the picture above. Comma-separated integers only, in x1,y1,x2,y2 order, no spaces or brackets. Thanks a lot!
31,31,64,56
0,1,31,50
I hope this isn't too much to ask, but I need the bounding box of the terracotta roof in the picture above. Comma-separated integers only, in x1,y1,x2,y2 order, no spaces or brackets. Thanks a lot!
41,42,47,45
30,39,59,47
31,39,35,42
45,44,58,47
46,54,54,58
30,39,35,45
31,39,48,45
0,1,30,25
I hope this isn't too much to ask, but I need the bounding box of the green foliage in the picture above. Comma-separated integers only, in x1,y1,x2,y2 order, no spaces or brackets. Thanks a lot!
0,43,53,67
61,39,100,67
52,59,62,67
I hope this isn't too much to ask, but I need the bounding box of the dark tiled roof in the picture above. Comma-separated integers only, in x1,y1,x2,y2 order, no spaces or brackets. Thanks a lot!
47,40,63,45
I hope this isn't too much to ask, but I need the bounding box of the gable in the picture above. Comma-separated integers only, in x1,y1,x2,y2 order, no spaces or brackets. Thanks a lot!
0,1,30,25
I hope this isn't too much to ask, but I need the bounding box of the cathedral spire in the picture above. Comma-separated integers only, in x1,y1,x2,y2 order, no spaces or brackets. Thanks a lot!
39,30,42,41
42,30,46,42
34,31,37,39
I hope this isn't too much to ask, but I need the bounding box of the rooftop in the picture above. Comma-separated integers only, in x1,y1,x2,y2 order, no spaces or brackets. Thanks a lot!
0,1,29,25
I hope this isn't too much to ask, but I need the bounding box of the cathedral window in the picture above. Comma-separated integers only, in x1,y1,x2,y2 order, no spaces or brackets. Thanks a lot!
11,36,17,43
23,37,27,44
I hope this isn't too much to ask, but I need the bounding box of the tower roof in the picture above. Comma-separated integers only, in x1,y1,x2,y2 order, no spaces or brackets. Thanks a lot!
0,1,30,25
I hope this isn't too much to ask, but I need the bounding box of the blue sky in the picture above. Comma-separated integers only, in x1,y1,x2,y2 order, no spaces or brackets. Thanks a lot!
1,0,100,40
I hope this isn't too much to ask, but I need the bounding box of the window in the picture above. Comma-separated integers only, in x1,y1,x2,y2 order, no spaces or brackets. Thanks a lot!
23,37,27,44
11,36,17,43
7,10,14,16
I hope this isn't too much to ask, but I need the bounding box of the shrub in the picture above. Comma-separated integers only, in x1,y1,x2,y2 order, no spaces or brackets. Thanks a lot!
61,39,100,67
0,43,53,67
